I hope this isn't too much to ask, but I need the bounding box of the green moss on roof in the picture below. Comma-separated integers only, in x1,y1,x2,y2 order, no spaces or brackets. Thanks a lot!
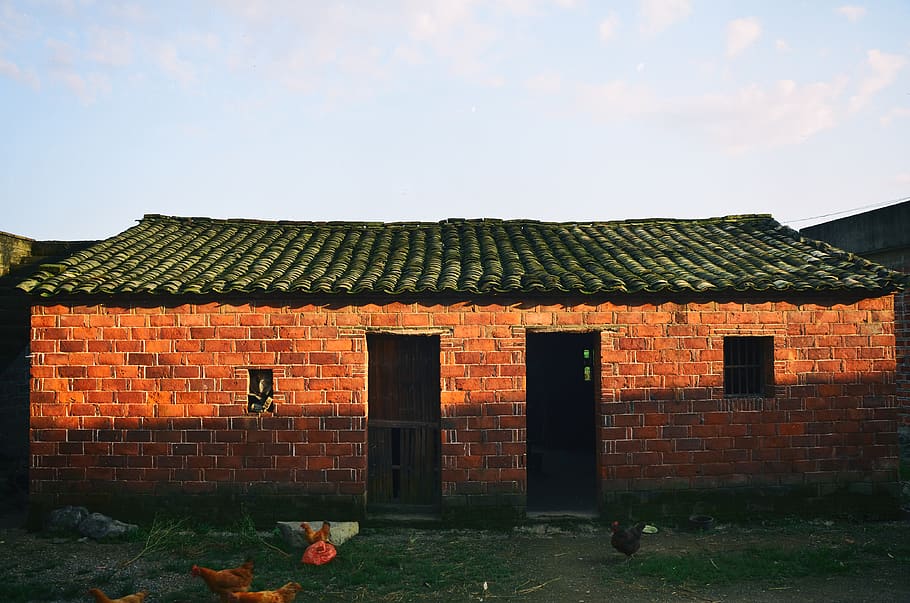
16,214,905,297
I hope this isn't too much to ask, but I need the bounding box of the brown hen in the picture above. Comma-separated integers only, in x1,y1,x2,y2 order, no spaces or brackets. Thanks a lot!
301,521,331,544
87,588,148,603
226,581,303,603
191,559,255,601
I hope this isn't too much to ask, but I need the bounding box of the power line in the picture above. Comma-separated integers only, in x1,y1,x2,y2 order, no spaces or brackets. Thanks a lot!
782,195,910,226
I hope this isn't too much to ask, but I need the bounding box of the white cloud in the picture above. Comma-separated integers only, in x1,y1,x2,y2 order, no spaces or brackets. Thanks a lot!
599,14,619,42
570,75,845,153
44,37,116,101
775,39,790,53
404,3,505,87
849,49,906,113
107,2,148,22
393,43,425,65
46,38,78,69
87,27,133,66
0,54,40,88
836,5,866,21
525,71,561,94
576,80,656,121
155,42,196,86
219,2,506,93
0,1,35,38
880,106,910,126
896,173,910,185
639,0,691,36
40,0,79,15
59,71,111,104
496,0,545,16
409,2,475,41
673,78,847,153
726,17,761,58
181,31,220,53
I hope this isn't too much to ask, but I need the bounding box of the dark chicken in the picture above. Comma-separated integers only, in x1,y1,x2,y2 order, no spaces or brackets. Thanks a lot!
610,521,646,557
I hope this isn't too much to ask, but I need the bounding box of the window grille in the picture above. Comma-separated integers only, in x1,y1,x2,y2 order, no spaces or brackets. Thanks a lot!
723,336,773,397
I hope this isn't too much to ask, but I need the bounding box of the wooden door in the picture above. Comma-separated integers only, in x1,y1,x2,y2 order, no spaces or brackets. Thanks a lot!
367,334,441,510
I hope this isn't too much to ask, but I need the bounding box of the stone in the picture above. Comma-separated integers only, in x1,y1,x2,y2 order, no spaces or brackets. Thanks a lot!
78,512,138,540
276,520,359,548
47,506,89,532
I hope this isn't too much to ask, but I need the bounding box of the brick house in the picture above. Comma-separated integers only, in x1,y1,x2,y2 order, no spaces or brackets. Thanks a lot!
18,214,906,524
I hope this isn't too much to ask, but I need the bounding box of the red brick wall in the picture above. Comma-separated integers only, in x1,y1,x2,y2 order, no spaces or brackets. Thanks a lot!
28,295,899,519
597,297,898,501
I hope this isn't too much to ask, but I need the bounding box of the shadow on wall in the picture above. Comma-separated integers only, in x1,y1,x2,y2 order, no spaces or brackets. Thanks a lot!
0,346,29,522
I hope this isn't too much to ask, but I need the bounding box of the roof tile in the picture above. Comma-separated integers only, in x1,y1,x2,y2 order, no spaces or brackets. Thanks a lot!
17,214,905,297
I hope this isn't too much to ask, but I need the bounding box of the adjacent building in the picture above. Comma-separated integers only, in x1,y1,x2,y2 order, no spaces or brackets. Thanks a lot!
801,199,909,459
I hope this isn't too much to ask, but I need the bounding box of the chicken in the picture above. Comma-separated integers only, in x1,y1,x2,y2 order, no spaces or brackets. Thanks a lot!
610,521,646,557
191,559,255,601
225,582,303,603
301,521,331,544
87,589,148,603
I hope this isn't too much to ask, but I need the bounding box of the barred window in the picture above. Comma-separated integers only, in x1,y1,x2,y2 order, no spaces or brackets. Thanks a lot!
723,336,773,397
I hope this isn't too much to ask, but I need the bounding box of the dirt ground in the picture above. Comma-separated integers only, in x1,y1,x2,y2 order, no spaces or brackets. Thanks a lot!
507,520,910,602
1,515,909,603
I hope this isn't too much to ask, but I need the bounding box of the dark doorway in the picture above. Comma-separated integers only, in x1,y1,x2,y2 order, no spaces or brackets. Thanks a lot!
526,331,597,514
367,334,441,513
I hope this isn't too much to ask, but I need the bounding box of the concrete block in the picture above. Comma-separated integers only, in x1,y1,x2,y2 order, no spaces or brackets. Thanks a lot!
276,520,359,548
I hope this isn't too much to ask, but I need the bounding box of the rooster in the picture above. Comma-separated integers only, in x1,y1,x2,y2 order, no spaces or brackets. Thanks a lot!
87,589,148,603
301,521,331,544
226,582,302,603
610,521,646,557
191,559,255,601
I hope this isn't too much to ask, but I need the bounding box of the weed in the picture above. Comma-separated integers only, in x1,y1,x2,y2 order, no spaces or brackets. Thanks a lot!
120,516,188,568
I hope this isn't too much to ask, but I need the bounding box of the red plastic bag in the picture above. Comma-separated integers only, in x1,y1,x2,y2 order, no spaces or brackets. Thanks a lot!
302,540,337,566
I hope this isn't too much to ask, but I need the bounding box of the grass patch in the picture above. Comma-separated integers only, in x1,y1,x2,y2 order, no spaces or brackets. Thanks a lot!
613,544,865,586
1,517,906,602
260,529,513,600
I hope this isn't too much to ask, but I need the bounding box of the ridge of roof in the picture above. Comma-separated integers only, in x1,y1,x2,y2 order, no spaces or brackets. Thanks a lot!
138,213,777,228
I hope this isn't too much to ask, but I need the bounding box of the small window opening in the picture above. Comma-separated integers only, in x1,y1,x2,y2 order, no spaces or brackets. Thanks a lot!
724,336,773,397
248,369,274,413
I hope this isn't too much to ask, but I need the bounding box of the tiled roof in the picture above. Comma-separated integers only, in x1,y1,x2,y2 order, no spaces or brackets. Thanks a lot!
17,214,905,297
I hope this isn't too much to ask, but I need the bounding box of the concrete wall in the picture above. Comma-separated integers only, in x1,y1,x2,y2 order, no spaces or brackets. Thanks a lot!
0,232,35,278
800,200,910,271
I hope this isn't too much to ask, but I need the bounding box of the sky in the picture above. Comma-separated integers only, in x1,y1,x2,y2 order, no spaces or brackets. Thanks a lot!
1,1,908,242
